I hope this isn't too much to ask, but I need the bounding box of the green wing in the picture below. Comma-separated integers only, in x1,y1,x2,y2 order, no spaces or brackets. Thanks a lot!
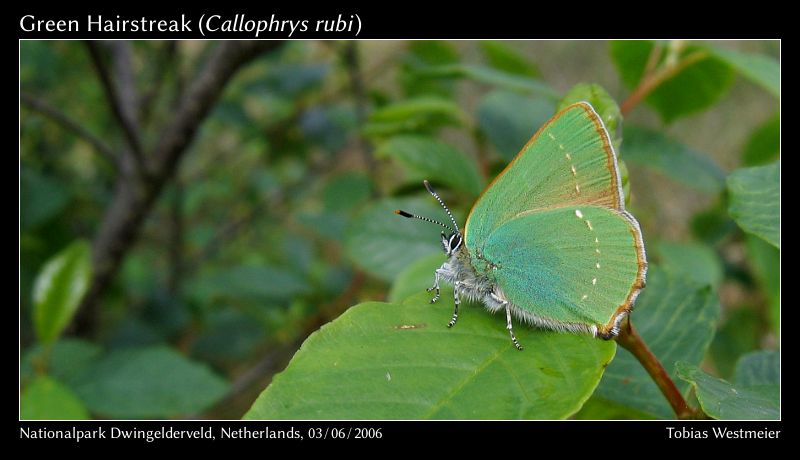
465,102,623,249
482,205,645,332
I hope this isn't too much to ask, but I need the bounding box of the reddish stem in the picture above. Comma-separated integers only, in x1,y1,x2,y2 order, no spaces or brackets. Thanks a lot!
620,50,708,116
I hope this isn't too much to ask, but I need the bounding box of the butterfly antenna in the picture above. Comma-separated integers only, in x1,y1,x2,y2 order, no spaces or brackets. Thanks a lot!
424,180,460,234
394,210,455,233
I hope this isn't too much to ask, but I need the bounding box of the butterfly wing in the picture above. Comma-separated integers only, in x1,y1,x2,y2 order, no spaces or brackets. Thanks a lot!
465,102,624,249
482,205,645,334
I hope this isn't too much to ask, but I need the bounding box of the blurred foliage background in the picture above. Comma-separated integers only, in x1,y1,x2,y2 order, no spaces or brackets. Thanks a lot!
20,40,779,420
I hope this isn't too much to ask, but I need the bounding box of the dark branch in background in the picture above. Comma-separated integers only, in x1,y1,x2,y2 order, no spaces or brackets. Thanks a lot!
141,42,177,127
342,42,377,179
85,41,146,175
74,41,284,336
20,91,118,171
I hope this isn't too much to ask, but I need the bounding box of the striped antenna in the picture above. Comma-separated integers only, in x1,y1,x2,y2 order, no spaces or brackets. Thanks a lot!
424,180,460,234
394,210,455,233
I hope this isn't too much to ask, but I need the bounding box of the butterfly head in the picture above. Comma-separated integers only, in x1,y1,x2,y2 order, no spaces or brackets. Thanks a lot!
395,180,463,257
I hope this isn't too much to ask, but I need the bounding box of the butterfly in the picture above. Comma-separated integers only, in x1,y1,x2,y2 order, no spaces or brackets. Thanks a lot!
395,102,647,350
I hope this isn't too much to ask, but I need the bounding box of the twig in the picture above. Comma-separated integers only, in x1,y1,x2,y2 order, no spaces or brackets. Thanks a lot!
85,41,147,175
20,91,118,170
615,317,702,419
620,50,709,117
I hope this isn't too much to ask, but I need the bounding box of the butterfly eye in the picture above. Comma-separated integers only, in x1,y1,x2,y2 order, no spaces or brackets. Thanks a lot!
448,233,463,253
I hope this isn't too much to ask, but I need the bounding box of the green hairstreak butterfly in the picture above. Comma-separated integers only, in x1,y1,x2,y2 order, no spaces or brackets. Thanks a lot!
396,102,647,350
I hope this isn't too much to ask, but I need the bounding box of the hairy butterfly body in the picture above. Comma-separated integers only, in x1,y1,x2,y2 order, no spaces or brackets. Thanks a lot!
396,102,647,350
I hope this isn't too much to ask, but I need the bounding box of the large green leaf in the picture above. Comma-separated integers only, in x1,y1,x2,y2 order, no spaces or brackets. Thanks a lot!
727,162,780,248
676,352,779,420
21,375,90,420
70,346,228,418
742,113,780,166
418,64,557,99
32,240,92,345
479,41,541,77
245,293,616,419
655,240,724,288
363,97,464,138
594,266,720,418
610,41,735,123
376,135,484,197
623,125,726,194
710,47,779,97
477,90,555,160
344,197,444,282
745,236,780,336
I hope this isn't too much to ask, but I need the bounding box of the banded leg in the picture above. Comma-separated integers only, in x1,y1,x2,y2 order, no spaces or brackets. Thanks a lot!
427,269,442,303
448,282,461,328
505,304,523,351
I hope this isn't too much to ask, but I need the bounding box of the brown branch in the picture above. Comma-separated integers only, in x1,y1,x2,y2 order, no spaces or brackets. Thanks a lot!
74,41,284,337
20,91,118,170
615,318,702,419
620,50,709,117
85,41,146,175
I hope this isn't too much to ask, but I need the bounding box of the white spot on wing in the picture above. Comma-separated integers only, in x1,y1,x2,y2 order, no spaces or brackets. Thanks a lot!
581,294,588,301
592,278,597,285
559,144,565,150
548,133,556,140
570,165,577,176
575,209,583,219
595,262,601,269
586,220,593,230
565,153,572,160
386,372,391,382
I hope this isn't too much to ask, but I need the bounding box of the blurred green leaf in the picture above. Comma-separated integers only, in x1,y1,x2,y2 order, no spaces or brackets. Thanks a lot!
479,41,540,77
623,125,726,194
477,90,555,160
557,83,622,150
655,240,724,288
691,200,739,245
595,266,720,418
345,197,443,282
245,293,615,419
20,169,71,230
418,64,558,99
300,104,357,152
363,97,465,138
746,236,780,336
710,47,779,97
400,41,460,97
20,338,102,387
742,113,779,166
388,252,447,303
733,350,779,387
376,135,484,197
21,375,90,420
572,396,655,420
611,41,735,122
676,361,779,420
709,308,761,379
192,265,310,305
33,240,92,345
192,310,267,364
727,161,780,248
322,172,373,212
71,346,228,418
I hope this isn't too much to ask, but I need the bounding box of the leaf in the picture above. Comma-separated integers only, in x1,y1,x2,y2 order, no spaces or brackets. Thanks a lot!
363,97,465,138
479,41,540,77
745,236,780,336
21,375,90,420
376,135,484,197
710,47,779,97
245,293,616,419
572,396,655,420
191,264,310,305
623,125,726,194
676,361,779,420
388,252,446,303
20,338,103,387
733,350,779,387
557,83,622,150
655,240,724,288
20,168,71,230
594,266,721,418
70,346,228,418
742,113,780,166
727,161,780,248
32,240,92,345
418,64,558,99
322,172,373,212
344,197,444,282
399,41,460,97
610,41,735,123
477,90,555,160
709,308,761,379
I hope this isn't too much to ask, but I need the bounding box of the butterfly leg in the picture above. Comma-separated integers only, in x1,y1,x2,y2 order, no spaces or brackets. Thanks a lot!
427,269,442,303
448,282,461,328
505,305,524,351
